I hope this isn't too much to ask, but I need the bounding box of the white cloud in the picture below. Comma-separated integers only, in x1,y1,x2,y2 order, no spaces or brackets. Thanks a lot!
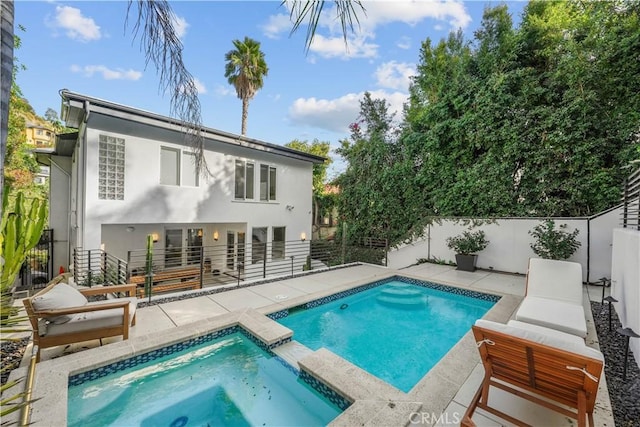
288,90,408,134
70,64,142,81
215,85,232,97
193,78,207,94
53,5,101,42
309,34,378,59
397,36,411,50
261,13,292,39
357,1,471,32
262,0,471,60
374,61,416,91
172,15,189,39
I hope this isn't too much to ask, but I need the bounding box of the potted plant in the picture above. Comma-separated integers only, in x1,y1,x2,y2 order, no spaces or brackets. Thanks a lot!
446,230,489,272
529,220,581,260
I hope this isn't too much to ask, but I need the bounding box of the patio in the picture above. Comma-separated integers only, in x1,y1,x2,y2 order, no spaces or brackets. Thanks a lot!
11,263,616,426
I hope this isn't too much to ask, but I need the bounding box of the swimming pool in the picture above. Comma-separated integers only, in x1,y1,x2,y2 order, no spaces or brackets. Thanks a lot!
67,329,342,426
277,277,498,392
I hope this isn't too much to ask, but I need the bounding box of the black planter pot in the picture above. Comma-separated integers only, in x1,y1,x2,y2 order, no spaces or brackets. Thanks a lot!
455,254,478,272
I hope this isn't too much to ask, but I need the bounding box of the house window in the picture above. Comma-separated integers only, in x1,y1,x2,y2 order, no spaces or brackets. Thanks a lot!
235,160,254,199
260,165,277,201
272,227,285,260
36,129,43,135
251,227,267,264
182,152,199,187
160,147,180,185
98,135,125,200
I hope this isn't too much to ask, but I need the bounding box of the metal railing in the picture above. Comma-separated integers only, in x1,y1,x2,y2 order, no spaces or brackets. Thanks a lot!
622,163,640,230
124,238,388,297
73,248,128,287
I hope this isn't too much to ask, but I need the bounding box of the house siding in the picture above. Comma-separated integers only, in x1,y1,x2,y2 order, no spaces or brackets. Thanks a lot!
78,113,313,257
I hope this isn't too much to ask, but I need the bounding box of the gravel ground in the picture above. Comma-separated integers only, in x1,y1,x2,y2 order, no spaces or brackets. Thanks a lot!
1,337,30,386
2,300,639,426
591,301,640,427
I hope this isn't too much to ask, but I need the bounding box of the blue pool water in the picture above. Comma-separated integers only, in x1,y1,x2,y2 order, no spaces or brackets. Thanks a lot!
278,280,496,392
67,331,341,426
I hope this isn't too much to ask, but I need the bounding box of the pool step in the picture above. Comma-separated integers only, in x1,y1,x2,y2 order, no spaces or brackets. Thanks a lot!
376,294,427,309
271,340,313,370
379,287,423,298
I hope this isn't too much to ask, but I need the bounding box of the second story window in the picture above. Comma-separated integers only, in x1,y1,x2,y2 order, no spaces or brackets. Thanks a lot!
235,160,254,199
260,164,277,201
160,147,180,186
160,147,199,187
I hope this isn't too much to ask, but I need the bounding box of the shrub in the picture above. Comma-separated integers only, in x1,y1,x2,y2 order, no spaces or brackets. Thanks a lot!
446,230,489,255
529,220,581,260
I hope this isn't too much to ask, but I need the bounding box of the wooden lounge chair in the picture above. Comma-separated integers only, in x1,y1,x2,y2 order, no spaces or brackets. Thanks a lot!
23,279,138,362
462,319,603,427
515,258,587,337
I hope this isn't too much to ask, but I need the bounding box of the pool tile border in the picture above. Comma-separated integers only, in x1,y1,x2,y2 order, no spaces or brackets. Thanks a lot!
68,325,294,387
271,275,500,319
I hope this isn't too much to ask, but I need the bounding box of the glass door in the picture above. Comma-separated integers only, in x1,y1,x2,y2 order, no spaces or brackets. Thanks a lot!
165,229,183,268
187,228,203,265
226,232,235,270
237,232,245,273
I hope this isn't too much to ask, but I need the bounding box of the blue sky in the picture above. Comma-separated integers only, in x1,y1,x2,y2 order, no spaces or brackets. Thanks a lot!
15,1,526,177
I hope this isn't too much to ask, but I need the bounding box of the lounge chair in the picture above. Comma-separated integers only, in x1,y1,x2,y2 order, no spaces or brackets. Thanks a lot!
23,279,138,361
462,319,604,427
515,258,587,337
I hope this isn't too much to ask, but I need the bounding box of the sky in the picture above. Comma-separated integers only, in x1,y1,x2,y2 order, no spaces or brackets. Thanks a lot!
14,0,527,177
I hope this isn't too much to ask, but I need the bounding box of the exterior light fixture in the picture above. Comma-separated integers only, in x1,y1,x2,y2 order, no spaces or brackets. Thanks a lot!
213,231,219,241
300,232,306,241
151,233,159,243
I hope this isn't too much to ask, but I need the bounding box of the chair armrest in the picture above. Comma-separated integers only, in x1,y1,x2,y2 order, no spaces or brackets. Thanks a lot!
35,300,129,316
79,284,137,297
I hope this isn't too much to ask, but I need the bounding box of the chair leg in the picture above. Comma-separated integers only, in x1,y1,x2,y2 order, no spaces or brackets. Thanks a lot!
577,391,587,427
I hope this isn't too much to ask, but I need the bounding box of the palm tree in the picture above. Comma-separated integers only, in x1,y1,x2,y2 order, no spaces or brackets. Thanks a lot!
224,37,269,136
1,0,14,204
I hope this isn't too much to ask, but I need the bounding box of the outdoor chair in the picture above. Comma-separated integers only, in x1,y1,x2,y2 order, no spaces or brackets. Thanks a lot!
22,279,138,362
515,258,587,337
462,319,603,427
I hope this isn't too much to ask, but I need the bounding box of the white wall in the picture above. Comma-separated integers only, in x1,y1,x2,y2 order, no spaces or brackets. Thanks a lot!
611,228,640,367
79,114,313,255
48,156,72,272
389,210,622,283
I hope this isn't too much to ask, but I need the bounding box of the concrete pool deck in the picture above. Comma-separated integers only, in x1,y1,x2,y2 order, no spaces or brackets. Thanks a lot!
11,263,614,426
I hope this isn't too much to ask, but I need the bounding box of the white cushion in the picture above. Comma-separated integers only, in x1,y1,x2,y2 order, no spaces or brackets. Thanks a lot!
476,319,603,361
526,258,583,305
506,320,585,347
45,297,137,337
515,296,587,338
32,283,88,324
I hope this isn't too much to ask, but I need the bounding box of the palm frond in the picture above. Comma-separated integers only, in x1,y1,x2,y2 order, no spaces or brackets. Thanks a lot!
126,0,210,177
284,0,366,52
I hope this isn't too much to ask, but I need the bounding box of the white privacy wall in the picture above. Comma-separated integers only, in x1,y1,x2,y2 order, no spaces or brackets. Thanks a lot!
388,209,621,283
611,228,640,367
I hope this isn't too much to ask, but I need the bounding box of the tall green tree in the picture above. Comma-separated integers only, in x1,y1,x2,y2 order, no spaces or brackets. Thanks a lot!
337,92,430,246
403,1,639,218
224,37,269,136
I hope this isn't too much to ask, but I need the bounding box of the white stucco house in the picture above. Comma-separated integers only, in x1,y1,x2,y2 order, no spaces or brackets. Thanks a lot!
36,90,323,277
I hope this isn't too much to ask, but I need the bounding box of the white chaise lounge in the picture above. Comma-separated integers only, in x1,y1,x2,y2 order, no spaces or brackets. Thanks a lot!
515,258,587,338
